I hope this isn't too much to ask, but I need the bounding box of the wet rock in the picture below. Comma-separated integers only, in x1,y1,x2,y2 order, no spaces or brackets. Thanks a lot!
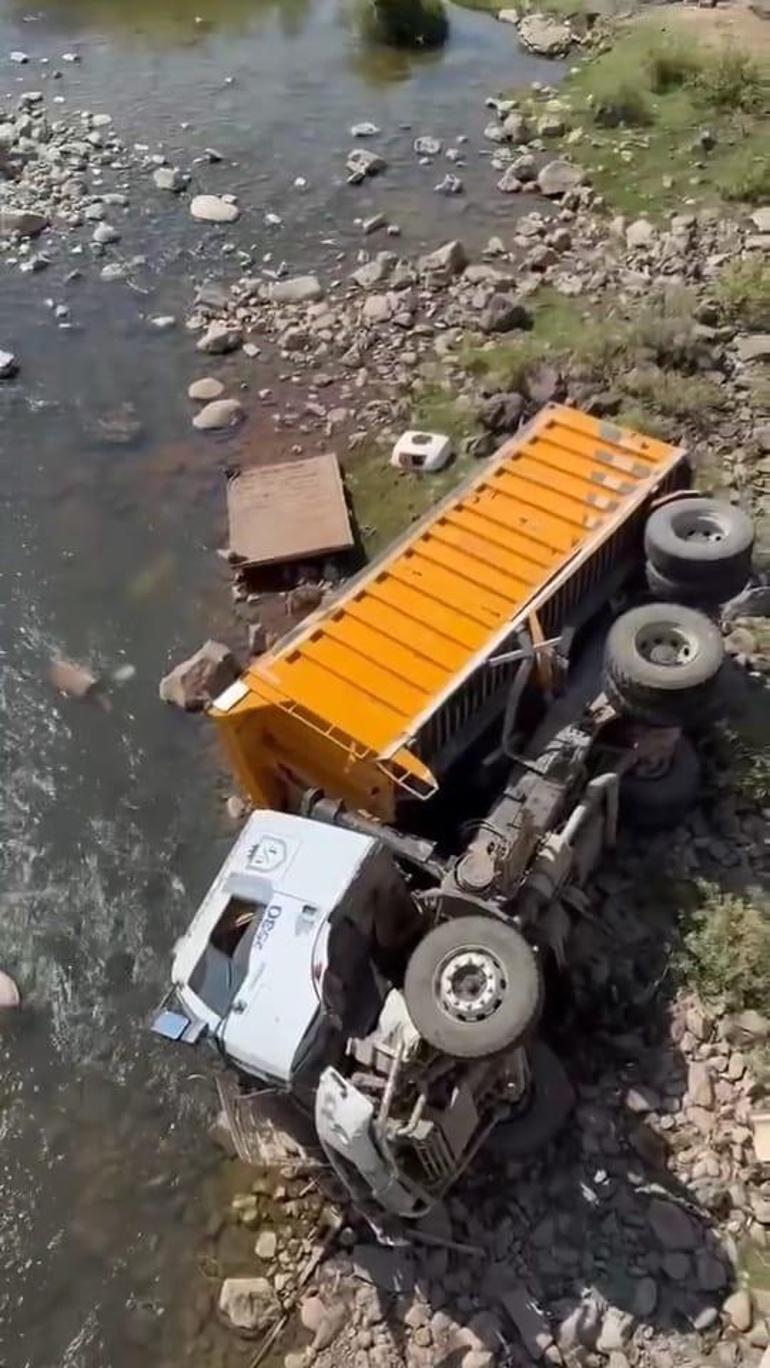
153,165,188,192
517,14,572,57
351,121,380,137
193,398,244,431
648,1199,697,1251
633,1277,659,1318
723,1289,753,1332
190,194,240,224
662,1252,691,1281
0,970,21,1009
418,239,468,276
362,213,386,235
434,172,463,195
269,275,323,304
218,1277,277,1333
0,349,19,378
93,222,120,245
197,321,243,354
537,160,583,197
347,147,386,178
0,208,48,237
497,167,523,194
49,658,100,699
159,640,239,712
189,376,225,401
414,135,442,156
500,1285,553,1360
478,293,532,335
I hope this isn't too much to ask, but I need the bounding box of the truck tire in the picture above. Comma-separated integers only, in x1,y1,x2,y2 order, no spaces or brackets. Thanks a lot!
644,498,754,592
604,602,724,726
486,1042,574,1159
404,915,541,1059
620,735,700,831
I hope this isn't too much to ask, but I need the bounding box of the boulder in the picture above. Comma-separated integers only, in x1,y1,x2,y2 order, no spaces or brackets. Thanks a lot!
478,293,532,335
0,349,19,378
626,218,656,250
159,640,239,712
188,376,225,401
153,165,188,192
0,208,48,237
648,1198,697,1250
517,14,572,57
196,321,243,355
192,398,245,431
269,275,323,304
418,239,468,276
537,160,583,197
190,194,240,224
479,391,523,433
218,1276,277,1333
502,110,531,143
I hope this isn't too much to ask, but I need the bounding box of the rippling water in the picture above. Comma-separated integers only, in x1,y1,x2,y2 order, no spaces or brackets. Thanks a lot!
0,3,557,1363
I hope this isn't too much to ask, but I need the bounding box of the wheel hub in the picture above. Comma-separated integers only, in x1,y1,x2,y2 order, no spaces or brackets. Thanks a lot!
635,621,698,667
436,946,506,1022
673,510,725,545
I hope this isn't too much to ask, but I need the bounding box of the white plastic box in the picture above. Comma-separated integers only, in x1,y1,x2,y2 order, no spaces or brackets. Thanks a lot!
391,430,453,473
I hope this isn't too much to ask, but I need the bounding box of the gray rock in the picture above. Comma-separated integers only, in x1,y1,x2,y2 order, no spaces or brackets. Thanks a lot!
537,160,583,197
192,398,244,431
362,292,392,323
500,1285,553,1360
352,1243,415,1294
269,275,323,304
414,135,442,156
478,293,532,335
0,208,48,237
517,13,572,56
197,321,243,354
484,121,507,144
662,1252,691,1281
254,1229,277,1261
84,202,107,221
159,640,239,712
299,1295,327,1332
479,391,524,433
351,121,380,137
538,112,565,136
434,172,463,195
153,165,187,192
362,213,386,235
346,147,386,178
696,1250,729,1292
648,1199,697,1251
190,194,240,224
626,218,656,250
723,1289,753,1332
502,110,531,143
633,1277,659,1318
736,334,770,363
687,1060,714,1108
0,349,19,378
418,239,468,276
10,50,29,63
723,1010,770,1046
92,222,120,245
218,1276,277,1332
751,208,770,233
497,166,523,193
312,1301,347,1352
188,376,224,401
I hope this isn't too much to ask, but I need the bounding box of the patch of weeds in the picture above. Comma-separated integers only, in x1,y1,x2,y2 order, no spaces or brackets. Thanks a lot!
645,41,702,95
696,47,767,114
613,404,672,441
622,367,725,423
715,259,770,330
719,153,770,206
715,723,770,804
677,883,770,1012
411,384,479,442
593,83,652,129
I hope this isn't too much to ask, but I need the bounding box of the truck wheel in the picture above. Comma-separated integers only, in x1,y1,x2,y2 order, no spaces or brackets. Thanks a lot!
604,602,724,726
486,1042,574,1159
645,498,753,592
404,916,541,1059
621,735,700,831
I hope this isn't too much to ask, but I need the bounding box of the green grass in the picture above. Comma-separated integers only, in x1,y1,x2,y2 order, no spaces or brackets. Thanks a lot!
715,259,770,330
551,17,770,215
677,884,770,1013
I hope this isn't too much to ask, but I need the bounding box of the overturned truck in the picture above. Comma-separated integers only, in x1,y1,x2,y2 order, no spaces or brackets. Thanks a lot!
156,404,755,1217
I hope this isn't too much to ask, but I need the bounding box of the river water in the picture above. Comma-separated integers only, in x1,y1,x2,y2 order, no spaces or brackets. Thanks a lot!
0,5,557,1366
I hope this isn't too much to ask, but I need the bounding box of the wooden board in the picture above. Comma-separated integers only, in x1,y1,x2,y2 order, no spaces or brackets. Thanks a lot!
226,455,353,567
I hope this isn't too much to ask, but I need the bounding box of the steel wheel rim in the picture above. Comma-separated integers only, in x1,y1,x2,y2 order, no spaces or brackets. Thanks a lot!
435,945,507,1022
635,621,699,667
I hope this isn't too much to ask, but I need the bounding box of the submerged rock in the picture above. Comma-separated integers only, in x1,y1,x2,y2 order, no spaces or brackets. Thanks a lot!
0,349,19,378
192,398,244,431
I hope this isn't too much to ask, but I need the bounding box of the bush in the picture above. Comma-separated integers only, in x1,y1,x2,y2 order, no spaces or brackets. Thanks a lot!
697,47,767,112
593,83,652,128
719,155,770,207
679,887,770,1012
715,259,770,330
358,0,449,48
622,367,724,422
645,41,701,94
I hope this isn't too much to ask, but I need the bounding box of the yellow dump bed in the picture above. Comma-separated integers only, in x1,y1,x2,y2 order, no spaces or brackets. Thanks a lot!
212,406,686,820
